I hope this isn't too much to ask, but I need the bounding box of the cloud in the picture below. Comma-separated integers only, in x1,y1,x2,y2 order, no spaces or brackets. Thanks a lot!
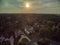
0,0,60,14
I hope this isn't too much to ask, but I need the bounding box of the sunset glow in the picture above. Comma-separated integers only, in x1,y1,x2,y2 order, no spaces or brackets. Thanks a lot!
25,2,30,8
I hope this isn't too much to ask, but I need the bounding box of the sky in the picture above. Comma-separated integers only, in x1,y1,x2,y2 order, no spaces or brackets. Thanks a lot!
0,0,60,14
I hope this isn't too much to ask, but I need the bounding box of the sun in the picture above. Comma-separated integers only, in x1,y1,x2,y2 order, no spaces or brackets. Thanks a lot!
25,2,30,8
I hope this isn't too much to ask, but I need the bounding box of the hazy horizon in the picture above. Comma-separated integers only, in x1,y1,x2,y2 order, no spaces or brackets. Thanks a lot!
0,0,60,14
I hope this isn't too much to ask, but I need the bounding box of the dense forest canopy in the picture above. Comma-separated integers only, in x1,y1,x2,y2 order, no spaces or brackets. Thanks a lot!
0,14,60,44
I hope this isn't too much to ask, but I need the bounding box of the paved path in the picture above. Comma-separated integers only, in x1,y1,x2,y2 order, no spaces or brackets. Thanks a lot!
18,35,38,45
